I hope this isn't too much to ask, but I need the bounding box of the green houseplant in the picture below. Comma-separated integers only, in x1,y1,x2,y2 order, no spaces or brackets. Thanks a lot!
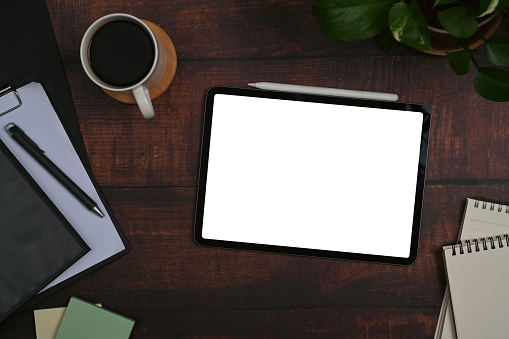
313,0,509,102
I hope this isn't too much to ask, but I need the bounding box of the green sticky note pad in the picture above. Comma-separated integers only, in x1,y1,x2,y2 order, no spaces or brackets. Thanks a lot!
56,297,135,339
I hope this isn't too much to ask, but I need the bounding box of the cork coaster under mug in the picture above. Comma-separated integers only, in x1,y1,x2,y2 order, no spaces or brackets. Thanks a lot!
101,20,177,104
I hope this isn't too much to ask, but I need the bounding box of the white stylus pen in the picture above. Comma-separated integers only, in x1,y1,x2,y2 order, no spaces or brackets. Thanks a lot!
247,82,398,102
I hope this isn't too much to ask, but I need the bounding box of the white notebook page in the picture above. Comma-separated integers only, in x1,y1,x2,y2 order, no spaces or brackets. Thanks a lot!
436,198,509,339
443,234,509,339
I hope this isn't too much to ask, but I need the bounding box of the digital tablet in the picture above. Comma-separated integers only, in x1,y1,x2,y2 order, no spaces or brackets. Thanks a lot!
195,86,430,265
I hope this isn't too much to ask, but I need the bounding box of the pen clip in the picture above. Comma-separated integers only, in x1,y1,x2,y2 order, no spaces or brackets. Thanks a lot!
4,123,45,153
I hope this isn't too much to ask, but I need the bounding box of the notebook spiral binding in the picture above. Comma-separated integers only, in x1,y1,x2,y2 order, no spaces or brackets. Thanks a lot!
473,196,509,213
451,234,509,256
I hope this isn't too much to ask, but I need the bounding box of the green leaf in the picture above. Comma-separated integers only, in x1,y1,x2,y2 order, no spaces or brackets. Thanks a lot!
478,0,499,17
388,1,432,50
445,49,477,75
438,7,478,38
487,37,509,66
495,0,509,10
477,0,509,16
474,67,509,101
374,26,396,53
313,0,394,41
433,0,466,8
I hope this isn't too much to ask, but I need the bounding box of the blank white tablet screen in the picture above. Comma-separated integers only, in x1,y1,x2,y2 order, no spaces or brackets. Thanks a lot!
202,94,423,258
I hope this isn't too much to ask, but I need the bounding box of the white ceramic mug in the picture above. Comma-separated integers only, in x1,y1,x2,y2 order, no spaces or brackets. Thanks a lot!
80,13,167,119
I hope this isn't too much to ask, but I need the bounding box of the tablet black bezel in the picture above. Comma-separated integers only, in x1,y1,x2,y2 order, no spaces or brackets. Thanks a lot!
194,86,431,265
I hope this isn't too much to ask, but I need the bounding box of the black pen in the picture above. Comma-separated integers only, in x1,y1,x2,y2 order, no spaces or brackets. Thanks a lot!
5,123,105,218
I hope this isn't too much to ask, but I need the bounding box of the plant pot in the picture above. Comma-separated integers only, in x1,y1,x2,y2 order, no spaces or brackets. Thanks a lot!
422,13,502,56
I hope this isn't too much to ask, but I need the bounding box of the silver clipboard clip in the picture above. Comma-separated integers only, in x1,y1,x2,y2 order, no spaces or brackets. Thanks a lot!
0,86,22,117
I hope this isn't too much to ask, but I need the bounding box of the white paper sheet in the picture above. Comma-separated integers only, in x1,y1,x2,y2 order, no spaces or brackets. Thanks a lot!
0,82,125,291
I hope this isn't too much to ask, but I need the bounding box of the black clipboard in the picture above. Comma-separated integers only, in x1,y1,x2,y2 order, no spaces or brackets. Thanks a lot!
0,72,130,305
195,86,430,265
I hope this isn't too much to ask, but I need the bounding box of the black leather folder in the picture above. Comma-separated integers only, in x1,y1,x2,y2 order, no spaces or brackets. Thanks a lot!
0,139,89,323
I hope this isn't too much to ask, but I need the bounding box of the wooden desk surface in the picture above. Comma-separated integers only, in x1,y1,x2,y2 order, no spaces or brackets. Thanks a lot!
2,0,509,338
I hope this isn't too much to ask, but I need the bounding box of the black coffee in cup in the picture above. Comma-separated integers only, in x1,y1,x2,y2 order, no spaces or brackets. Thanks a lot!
89,20,155,87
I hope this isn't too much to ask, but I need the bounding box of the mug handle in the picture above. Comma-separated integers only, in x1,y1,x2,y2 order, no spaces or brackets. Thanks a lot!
132,86,155,119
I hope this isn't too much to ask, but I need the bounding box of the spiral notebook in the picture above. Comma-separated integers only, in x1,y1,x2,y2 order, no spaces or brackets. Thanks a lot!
441,198,509,339
435,198,509,339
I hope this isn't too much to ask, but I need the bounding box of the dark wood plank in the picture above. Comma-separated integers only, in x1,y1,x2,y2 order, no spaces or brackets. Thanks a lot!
46,0,508,64
127,308,439,339
30,184,509,310
64,56,509,187
0,307,439,339
46,0,419,64
29,186,444,311
4,183,508,337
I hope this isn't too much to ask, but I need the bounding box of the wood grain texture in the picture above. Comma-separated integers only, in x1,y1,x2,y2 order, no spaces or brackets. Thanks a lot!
2,0,509,338
0,308,439,339
46,0,421,63
67,55,509,187
3,184,509,338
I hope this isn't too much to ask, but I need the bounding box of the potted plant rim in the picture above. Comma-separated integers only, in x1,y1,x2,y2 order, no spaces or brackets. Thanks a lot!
313,0,509,102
